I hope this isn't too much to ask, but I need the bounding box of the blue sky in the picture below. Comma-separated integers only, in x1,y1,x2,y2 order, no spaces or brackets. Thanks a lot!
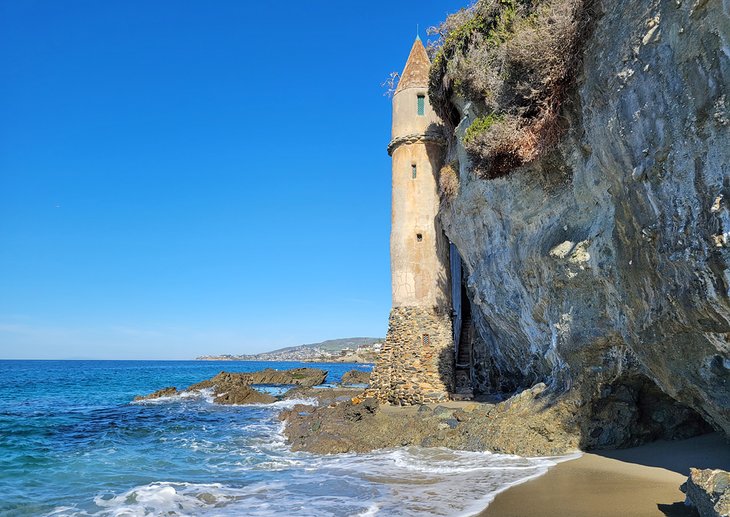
0,0,466,359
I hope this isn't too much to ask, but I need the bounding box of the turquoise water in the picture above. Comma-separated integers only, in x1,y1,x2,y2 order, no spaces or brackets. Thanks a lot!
0,360,561,516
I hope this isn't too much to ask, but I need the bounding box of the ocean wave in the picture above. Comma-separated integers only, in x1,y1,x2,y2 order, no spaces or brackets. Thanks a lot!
44,376,571,517
130,390,317,411
46,445,573,517
47,481,279,516
269,397,319,409
130,388,216,405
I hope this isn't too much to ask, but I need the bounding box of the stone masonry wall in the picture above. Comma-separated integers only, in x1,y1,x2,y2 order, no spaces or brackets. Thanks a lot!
368,306,454,405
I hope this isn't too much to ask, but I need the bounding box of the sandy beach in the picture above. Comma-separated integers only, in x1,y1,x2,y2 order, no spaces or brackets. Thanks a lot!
480,433,730,517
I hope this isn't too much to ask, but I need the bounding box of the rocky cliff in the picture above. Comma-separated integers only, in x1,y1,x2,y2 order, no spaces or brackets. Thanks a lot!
434,0,729,447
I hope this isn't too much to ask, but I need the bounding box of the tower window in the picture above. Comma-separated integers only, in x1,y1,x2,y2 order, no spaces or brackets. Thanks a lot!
411,164,417,179
417,95,425,116
416,233,423,242
422,334,430,345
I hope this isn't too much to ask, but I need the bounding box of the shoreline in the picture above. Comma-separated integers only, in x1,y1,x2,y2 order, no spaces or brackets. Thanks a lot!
478,433,730,517
458,451,583,517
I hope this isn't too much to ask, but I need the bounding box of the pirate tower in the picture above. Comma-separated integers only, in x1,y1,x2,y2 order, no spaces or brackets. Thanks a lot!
369,37,458,405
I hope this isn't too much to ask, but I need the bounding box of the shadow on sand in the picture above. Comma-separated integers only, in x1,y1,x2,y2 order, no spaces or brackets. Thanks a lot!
594,433,729,517
593,432,730,476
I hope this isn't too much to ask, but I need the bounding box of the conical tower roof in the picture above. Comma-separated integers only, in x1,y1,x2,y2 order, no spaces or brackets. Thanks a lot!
395,37,431,93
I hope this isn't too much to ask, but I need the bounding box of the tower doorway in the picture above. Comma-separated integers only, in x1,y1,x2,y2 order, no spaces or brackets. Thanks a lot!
450,243,474,399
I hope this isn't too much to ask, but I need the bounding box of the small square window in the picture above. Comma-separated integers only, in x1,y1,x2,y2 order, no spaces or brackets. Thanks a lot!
417,95,425,116
411,164,417,179
416,233,423,242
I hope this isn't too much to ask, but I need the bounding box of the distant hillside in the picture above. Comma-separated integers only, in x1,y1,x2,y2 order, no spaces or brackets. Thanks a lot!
196,337,383,363
272,338,382,354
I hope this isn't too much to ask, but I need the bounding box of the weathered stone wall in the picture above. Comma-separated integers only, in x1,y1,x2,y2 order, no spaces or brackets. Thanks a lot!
369,306,454,405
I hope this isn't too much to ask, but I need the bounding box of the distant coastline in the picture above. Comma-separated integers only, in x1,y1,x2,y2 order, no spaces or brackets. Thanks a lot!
196,337,382,364
196,356,375,364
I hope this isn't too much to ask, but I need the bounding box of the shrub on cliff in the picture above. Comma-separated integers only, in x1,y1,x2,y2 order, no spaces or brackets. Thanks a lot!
428,0,592,179
439,162,461,201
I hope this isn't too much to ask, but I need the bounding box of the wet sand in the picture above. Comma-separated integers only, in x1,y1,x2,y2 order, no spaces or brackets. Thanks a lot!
480,433,730,517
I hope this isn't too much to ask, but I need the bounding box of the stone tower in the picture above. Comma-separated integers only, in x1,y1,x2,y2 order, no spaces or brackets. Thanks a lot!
369,37,454,405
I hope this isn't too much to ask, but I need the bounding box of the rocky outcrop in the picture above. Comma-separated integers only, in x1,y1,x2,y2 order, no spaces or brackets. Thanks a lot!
187,372,279,405
435,0,729,446
682,468,730,517
134,368,327,405
340,370,371,386
188,368,327,390
211,384,276,405
134,387,178,401
134,377,275,405
283,384,580,456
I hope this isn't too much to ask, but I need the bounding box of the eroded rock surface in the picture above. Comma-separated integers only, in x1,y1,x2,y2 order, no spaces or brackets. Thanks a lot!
189,368,327,390
282,384,580,456
186,372,275,405
682,468,730,517
212,385,276,405
437,0,729,445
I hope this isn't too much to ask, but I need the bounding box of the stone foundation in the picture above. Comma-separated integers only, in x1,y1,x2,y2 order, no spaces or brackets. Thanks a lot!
368,306,454,405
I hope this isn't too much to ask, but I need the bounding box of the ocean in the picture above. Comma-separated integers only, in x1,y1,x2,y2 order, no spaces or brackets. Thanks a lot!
0,360,563,516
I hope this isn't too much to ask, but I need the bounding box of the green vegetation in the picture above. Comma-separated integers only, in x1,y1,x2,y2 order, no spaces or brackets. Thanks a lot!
463,114,505,144
428,0,592,179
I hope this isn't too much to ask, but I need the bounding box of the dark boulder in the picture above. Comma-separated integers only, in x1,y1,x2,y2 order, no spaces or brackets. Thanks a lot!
341,370,371,386
681,468,730,517
213,385,276,405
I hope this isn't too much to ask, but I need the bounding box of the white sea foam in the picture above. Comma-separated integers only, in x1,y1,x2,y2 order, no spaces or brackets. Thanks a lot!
130,387,216,405
131,388,318,411
65,389,575,517
93,480,278,516
52,446,576,517
233,396,319,410
356,504,380,517
269,397,319,409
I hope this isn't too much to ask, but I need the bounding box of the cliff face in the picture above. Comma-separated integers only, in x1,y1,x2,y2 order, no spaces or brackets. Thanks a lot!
439,0,730,445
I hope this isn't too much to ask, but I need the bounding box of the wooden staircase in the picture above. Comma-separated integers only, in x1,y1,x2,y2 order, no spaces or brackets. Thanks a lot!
453,314,474,400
